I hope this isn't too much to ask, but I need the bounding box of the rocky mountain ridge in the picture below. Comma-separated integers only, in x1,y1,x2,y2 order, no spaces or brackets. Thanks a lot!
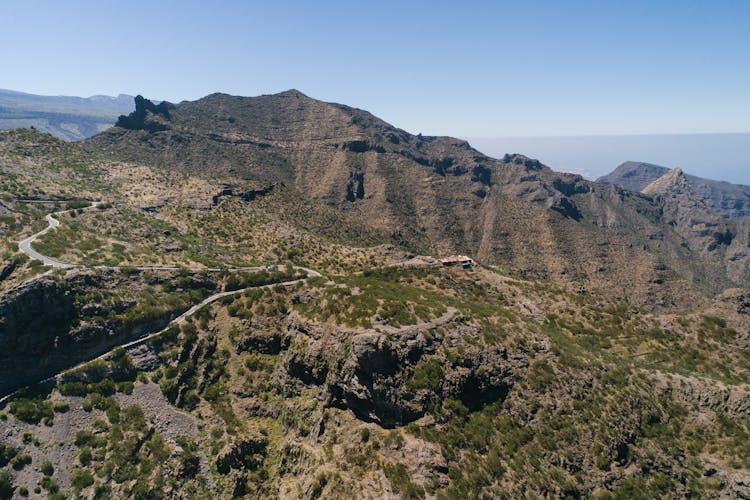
640,167,750,287
598,160,750,219
83,92,750,306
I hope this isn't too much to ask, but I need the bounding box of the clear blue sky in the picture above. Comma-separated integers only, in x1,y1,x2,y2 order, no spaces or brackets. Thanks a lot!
2,0,749,137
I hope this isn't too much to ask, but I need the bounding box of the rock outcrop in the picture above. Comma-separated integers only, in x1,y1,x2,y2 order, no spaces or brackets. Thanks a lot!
115,95,174,132
653,372,750,418
281,313,527,428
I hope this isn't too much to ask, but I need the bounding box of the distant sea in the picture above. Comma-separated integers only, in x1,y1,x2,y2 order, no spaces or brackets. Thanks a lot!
467,133,750,186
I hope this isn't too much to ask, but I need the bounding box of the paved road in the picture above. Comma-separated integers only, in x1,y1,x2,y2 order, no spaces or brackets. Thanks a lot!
18,213,75,268
16,203,323,277
0,275,314,406
0,201,325,405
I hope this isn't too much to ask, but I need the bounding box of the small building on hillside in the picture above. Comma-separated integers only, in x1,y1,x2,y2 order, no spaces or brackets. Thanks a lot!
440,255,474,268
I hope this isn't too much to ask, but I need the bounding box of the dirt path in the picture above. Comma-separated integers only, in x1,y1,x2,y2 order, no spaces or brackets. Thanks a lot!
375,306,459,335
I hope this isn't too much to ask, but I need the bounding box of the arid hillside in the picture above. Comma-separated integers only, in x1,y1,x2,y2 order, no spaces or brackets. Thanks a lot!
84,92,750,306
0,93,748,498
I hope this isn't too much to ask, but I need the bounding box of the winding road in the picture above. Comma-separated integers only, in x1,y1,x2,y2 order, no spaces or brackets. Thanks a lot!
17,202,322,277
1,202,324,404
18,212,76,268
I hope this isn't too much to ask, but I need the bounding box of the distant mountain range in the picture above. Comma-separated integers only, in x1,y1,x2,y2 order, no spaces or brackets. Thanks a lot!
0,89,134,141
470,134,750,186
598,161,750,219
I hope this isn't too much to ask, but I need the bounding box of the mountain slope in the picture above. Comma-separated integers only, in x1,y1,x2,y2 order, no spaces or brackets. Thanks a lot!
85,92,750,306
599,160,750,219
0,89,134,141
2,96,750,498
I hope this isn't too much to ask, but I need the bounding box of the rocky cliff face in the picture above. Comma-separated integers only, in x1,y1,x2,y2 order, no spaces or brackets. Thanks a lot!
0,276,76,394
0,270,217,396
282,313,527,428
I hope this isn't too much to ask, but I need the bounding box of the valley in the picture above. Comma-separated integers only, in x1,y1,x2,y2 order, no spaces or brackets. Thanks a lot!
0,92,748,498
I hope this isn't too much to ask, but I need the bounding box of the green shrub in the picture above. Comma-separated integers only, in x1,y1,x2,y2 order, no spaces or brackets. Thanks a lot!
59,380,88,397
164,365,179,379
10,452,31,470
408,359,444,391
116,381,134,394
106,402,120,424
75,430,106,448
79,446,92,465
52,402,70,413
0,442,18,467
0,471,13,499
87,378,116,396
40,460,54,476
40,475,59,493
160,377,178,400
8,397,53,424
70,470,94,491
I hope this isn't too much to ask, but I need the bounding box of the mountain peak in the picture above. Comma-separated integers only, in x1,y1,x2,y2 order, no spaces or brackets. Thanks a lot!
599,161,750,219
274,88,310,98
642,167,688,195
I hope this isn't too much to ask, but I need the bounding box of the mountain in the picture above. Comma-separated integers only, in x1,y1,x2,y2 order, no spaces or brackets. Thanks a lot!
1,93,750,498
0,89,134,141
642,168,749,278
84,91,750,306
598,160,750,219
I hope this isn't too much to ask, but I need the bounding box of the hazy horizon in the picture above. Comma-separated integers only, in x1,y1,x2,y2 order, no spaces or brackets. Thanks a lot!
3,85,749,186
468,133,750,186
